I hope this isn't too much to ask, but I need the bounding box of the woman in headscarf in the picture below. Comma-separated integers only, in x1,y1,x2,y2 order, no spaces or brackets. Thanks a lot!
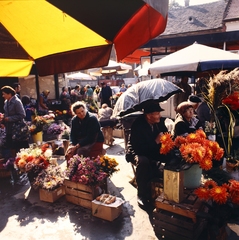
1,86,29,156
172,101,202,138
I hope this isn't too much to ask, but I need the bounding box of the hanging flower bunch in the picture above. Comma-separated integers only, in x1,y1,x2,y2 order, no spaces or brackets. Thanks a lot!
159,129,224,170
99,155,119,177
33,165,65,191
195,179,239,205
15,143,52,173
65,155,108,186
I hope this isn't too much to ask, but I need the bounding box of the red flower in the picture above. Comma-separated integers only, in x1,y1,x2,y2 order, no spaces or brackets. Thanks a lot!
194,187,210,200
210,186,229,204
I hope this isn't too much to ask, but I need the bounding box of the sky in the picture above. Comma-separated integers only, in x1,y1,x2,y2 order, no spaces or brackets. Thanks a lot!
176,0,219,6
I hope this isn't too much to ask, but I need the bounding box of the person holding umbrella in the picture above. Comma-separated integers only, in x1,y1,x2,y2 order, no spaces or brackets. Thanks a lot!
126,102,168,210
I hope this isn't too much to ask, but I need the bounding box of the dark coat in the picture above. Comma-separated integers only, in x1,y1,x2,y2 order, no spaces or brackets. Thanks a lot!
127,115,168,161
173,114,202,137
70,111,104,146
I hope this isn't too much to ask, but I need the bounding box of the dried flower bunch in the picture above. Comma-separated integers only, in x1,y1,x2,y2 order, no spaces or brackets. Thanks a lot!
65,155,109,186
205,68,239,156
207,68,239,111
159,129,224,170
15,143,52,173
195,179,239,205
33,165,65,190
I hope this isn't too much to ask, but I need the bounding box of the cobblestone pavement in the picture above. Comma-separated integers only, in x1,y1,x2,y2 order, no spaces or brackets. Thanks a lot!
0,138,238,240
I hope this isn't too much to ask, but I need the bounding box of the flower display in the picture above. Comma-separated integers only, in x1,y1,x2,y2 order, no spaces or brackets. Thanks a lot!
65,155,108,186
112,92,123,100
15,143,52,173
47,123,64,135
194,179,239,232
29,115,52,134
33,165,65,191
99,155,119,177
159,129,224,170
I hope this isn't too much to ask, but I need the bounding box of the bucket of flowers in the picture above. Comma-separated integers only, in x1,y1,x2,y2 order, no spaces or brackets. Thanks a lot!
33,165,65,202
159,129,225,188
194,179,239,239
47,122,65,140
14,143,53,184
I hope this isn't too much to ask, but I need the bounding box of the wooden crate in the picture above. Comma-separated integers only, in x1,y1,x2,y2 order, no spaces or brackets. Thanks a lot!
153,209,207,240
39,185,65,203
64,179,107,209
153,190,207,240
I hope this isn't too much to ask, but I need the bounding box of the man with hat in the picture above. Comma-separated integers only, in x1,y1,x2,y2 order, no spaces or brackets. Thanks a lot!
126,102,168,209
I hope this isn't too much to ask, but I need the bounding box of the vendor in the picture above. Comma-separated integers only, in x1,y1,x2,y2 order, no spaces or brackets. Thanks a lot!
65,101,104,161
126,103,168,210
172,101,203,137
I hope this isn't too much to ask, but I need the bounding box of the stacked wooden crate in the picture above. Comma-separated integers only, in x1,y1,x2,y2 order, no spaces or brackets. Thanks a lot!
153,189,207,240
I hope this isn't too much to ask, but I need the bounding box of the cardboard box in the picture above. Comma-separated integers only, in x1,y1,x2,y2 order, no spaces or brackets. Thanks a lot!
92,197,124,221
39,185,65,203
163,169,184,203
113,129,124,138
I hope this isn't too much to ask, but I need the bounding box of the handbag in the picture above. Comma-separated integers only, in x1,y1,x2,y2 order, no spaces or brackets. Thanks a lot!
12,120,30,142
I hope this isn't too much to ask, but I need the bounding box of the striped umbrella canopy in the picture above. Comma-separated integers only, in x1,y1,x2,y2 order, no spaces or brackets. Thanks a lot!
0,0,168,77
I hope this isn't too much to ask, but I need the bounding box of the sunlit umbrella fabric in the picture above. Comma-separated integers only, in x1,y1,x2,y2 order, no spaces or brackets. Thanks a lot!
112,78,183,117
149,42,239,76
0,0,168,77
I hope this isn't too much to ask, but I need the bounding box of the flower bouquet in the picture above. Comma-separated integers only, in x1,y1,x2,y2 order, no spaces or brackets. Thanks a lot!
65,155,108,186
15,143,53,183
159,129,224,171
29,116,48,134
99,155,119,177
47,123,64,135
33,165,65,191
195,179,239,238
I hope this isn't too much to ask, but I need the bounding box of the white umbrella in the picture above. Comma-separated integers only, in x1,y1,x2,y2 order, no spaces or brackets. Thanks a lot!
88,60,132,76
149,42,239,76
112,78,183,117
66,72,96,80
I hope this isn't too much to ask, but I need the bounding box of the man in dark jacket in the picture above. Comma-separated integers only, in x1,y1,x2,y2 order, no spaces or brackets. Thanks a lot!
100,82,112,107
127,103,168,209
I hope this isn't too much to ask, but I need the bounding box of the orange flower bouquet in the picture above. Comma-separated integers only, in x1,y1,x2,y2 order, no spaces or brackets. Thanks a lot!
194,179,239,236
159,129,224,171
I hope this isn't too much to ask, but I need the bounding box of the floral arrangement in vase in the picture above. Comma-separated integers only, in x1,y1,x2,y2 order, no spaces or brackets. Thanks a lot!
33,165,65,191
29,116,49,134
99,155,119,177
15,143,52,173
159,129,224,171
65,155,109,186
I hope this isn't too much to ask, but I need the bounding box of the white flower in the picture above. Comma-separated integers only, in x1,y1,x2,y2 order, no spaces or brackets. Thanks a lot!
44,149,53,159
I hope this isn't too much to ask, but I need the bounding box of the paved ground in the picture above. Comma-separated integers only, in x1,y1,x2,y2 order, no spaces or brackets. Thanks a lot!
0,138,239,240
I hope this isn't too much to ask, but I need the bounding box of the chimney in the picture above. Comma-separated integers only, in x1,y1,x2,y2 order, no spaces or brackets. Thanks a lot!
185,0,189,7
